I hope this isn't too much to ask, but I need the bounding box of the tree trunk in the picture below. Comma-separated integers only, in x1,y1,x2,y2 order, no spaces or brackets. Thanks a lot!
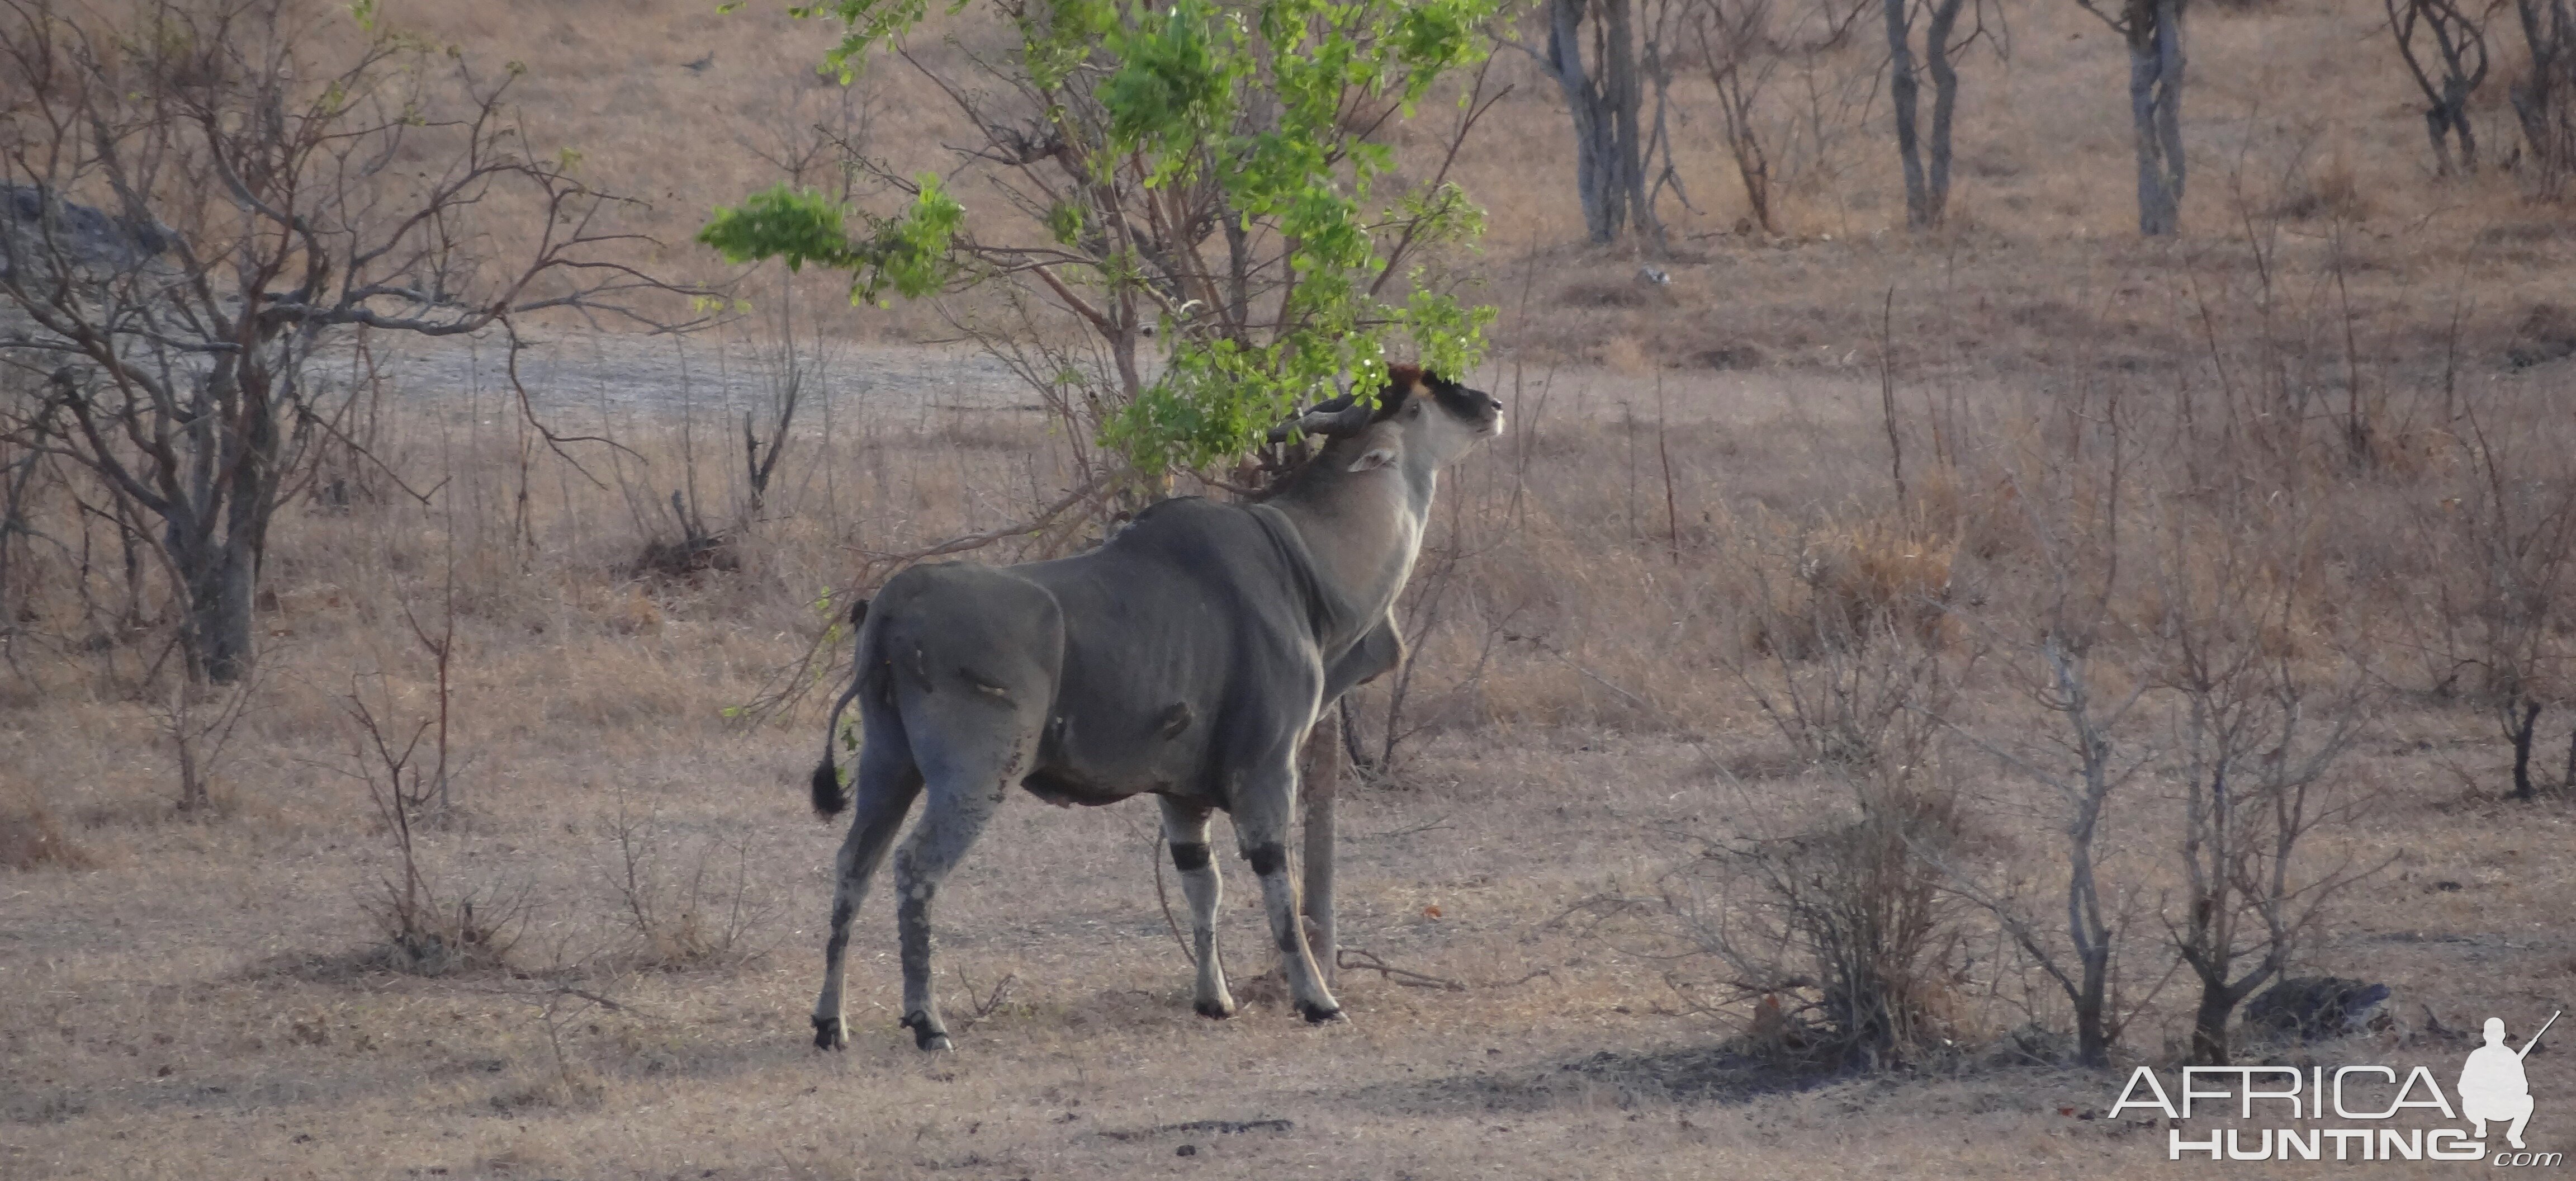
2189,979,2236,1066
1604,0,1652,243
2429,71,2481,174
1548,0,1620,243
0,436,40,631
1299,707,1343,987
2511,0,2573,174
177,523,262,686
1546,0,1650,244
1925,0,1967,224
2068,830,2115,1067
2509,697,2544,800
1882,0,1930,227
2075,945,2112,1067
2427,108,2460,174
2125,0,2188,236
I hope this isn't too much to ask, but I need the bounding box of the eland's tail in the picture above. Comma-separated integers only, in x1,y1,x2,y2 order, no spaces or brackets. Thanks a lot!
811,596,874,818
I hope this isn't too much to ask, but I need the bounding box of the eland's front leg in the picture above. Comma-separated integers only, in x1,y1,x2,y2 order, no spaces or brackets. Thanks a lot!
1159,796,1235,1018
1234,772,1343,1024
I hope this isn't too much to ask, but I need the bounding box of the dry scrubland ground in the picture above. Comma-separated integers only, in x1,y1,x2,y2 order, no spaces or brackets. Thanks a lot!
4,347,2574,1179
10,0,2576,1176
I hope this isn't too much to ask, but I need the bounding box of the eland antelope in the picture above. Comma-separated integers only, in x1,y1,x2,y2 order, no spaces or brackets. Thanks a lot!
805,365,1504,1051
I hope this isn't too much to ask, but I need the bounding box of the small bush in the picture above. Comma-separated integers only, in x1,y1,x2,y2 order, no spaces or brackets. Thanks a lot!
364,889,523,976
1663,772,1972,1069
0,792,95,872
605,820,773,971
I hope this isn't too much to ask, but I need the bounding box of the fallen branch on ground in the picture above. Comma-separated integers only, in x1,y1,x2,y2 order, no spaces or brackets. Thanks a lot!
1337,948,1466,990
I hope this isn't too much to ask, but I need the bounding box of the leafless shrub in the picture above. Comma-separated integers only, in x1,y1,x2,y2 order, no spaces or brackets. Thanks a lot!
1685,0,1871,234
481,972,632,1110
2509,0,2576,192
1655,506,1973,1069
1936,399,2157,1069
147,663,258,812
2407,381,2576,800
2145,497,2382,1065
602,787,776,970
335,555,517,975
1661,766,1971,1069
1722,522,1954,769
2388,0,2502,174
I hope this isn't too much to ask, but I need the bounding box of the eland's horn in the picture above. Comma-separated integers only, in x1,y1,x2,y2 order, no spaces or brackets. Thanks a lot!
1266,394,1376,443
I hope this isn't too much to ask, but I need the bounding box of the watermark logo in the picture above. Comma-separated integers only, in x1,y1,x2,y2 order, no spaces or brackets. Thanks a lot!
2108,1010,2559,1164
2465,1016,2545,1150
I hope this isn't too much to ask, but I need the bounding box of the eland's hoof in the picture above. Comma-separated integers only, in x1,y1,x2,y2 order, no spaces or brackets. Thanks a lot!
813,1016,848,1051
1298,1002,1346,1025
900,1012,953,1052
1195,998,1238,1020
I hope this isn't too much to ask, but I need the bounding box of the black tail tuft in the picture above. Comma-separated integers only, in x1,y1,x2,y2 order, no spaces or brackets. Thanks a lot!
812,756,851,818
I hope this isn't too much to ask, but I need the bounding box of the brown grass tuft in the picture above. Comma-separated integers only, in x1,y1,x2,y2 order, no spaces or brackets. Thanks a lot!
0,787,96,872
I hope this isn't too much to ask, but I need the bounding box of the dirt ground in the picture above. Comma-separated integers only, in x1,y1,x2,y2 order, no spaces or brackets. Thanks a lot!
7,705,2568,1180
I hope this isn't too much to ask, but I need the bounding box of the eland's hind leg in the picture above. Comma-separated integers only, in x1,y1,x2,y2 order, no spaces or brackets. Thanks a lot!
813,738,924,1050
1159,797,1235,1018
890,725,1037,1052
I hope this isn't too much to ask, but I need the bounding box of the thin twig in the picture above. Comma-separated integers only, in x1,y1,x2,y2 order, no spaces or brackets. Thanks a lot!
1336,948,1465,990
851,473,1111,564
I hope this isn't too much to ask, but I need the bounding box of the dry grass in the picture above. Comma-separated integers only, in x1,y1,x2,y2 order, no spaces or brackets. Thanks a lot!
0,785,94,872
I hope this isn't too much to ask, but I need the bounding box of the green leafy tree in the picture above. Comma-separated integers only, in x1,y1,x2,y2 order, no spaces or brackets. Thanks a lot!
700,0,1505,485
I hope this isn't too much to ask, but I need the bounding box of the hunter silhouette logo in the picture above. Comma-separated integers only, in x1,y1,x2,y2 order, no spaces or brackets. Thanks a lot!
2110,1009,2561,1164
2462,1013,2554,1150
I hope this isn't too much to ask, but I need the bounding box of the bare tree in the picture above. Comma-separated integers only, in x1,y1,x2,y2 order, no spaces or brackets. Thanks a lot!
1524,0,1661,244
735,73,875,519
2147,503,2377,1065
2414,390,2576,801
2388,0,2499,174
0,0,703,683
1693,0,1789,233
2075,0,2189,235
1879,0,1993,228
2508,0,2576,190
1938,405,2151,1068
1687,0,1868,234
1638,0,1698,237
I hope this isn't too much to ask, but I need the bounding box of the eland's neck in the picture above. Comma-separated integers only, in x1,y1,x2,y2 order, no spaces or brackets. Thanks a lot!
1266,439,1440,640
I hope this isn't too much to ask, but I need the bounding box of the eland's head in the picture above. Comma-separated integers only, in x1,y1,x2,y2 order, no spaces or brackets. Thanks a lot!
1270,365,1503,475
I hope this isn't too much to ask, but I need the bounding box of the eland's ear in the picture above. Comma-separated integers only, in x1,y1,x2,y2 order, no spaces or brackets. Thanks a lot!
1348,443,1399,472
